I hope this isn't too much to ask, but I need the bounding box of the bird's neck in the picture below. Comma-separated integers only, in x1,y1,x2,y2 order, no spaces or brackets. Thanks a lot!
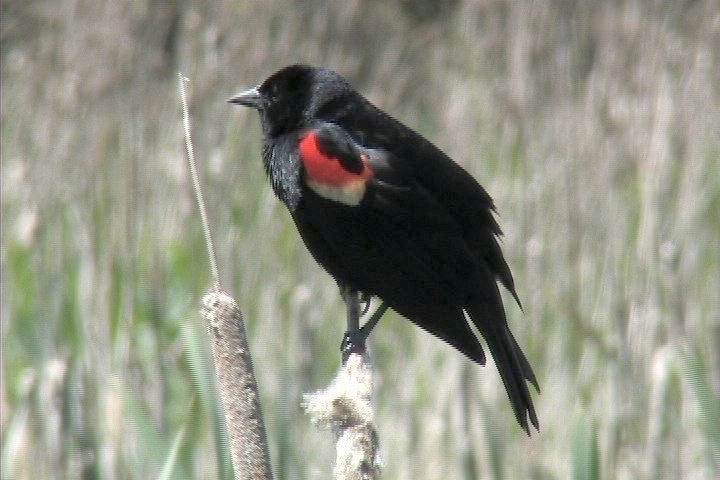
262,134,303,211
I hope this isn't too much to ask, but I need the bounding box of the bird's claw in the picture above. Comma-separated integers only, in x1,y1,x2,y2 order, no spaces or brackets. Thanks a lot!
341,329,367,364
359,293,372,316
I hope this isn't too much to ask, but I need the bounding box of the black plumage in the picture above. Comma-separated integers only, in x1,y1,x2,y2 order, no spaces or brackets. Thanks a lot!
230,65,539,434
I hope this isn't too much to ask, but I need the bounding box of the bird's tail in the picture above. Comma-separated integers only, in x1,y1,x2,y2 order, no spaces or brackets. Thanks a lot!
467,303,540,435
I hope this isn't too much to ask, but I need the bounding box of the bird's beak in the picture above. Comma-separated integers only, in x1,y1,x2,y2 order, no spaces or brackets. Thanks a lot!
228,85,263,109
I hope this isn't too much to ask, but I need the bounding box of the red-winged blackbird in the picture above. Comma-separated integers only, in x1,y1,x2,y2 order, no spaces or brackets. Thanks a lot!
230,65,539,434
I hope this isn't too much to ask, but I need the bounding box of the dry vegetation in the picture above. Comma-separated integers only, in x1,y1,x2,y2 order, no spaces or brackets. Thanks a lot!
2,0,719,478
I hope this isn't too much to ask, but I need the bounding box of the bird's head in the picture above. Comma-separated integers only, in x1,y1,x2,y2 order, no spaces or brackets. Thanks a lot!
229,64,353,138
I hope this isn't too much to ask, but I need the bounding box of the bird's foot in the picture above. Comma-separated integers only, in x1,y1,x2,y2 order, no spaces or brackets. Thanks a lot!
341,329,367,364
359,292,372,316
340,302,389,364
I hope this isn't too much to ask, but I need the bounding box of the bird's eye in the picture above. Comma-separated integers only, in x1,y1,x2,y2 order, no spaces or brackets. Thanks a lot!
266,86,280,102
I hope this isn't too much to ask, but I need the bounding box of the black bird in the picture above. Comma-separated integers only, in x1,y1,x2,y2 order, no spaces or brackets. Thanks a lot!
230,65,539,434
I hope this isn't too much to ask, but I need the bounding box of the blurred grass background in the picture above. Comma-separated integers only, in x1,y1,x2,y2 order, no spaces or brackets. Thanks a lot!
2,0,719,478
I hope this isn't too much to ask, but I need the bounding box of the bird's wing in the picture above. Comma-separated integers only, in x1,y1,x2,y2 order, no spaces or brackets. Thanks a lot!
356,115,522,309
298,122,374,207
296,122,478,300
299,121,463,234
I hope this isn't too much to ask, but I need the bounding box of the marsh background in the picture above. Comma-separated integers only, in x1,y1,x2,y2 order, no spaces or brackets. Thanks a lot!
2,0,719,478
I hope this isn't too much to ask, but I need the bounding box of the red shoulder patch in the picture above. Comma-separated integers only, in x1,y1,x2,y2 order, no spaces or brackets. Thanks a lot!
299,131,373,187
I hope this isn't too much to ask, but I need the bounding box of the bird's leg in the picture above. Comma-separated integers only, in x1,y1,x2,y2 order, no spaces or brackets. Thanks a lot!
344,286,361,332
341,286,364,362
341,292,389,363
359,292,372,316
360,302,388,338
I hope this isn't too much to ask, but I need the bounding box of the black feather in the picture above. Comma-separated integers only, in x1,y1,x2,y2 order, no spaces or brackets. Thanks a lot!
231,64,540,434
